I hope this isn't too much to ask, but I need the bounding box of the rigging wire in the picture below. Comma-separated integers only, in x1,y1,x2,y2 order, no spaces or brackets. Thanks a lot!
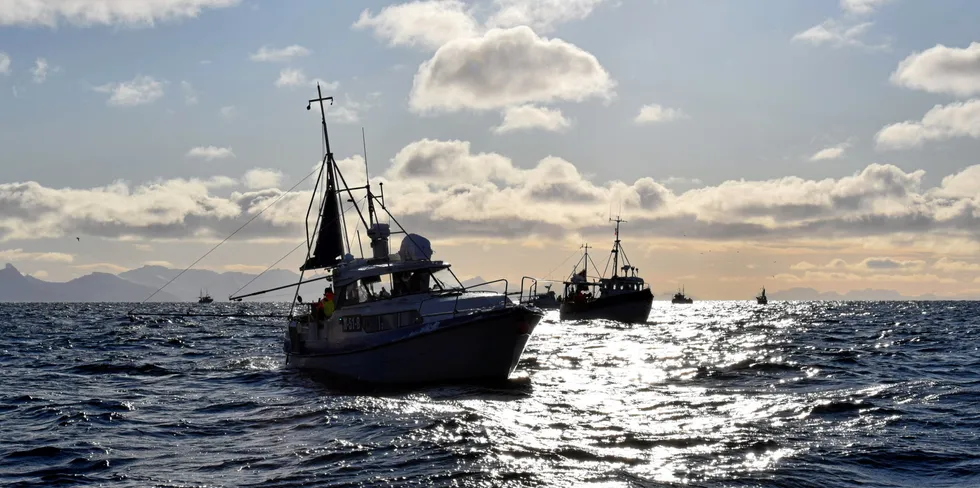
127,166,321,315
227,239,307,299
232,196,366,302
541,247,582,282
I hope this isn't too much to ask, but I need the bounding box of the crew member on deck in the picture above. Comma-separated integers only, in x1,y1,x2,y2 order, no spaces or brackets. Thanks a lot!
322,287,335,317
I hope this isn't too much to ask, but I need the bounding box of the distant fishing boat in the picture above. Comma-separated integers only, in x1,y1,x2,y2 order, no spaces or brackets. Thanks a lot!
558,217,653,323
671,287,693,304
198,289,214,304
756,287,768,305
230,85,542,384
521,283,559,310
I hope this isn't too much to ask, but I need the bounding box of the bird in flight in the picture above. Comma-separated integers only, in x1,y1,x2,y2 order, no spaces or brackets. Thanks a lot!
76,237,80,241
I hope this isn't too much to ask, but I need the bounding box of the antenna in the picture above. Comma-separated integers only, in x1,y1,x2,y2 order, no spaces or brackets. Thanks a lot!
361,127,369,186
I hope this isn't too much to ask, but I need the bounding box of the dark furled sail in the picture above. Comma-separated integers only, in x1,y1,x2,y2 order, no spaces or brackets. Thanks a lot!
301,157,345,271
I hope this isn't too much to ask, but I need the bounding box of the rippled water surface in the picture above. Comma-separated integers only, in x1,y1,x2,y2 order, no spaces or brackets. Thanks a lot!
1,301,979,487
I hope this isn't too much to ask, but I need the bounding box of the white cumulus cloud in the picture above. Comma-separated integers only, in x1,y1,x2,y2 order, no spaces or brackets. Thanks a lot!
243,168,283,189
809,143,850,161
635,104,686,124
891,42,980,97
876,99,980,150
0,52,11,75
493,105,570,134
249,44,310,62
0,0,240,27
353,0,479,51
840,0,891,15
486,0,609,33
0,248,73,263
94,75,165,106
410,26,614,112
186,146,235,161
274,68,338,90
31,57,49,83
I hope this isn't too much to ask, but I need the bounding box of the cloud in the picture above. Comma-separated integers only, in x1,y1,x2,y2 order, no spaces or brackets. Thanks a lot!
840,0,891,15
935,165,980,198
890,42,980,97
875,99,980,150
0,52,9,75
249,44,310,62
0,248,73,263
0,0,240,27
809,143,850,161
274,68,339,90
486,0,609,33
410,26,614,112
94,75,165,107
493,105,570,134
73,262,128,273
243,168,283,190
6,141,980,247
186,146,235,161
933,257,980,272
353,0,479,51
387,139,523,185
791,257,925,273
223,264,268,273
792,19,884,50
143,260,173,267
274,68,306,88
181,80,198,105
635,104,686,124
31,58,49,83
220,105,236,119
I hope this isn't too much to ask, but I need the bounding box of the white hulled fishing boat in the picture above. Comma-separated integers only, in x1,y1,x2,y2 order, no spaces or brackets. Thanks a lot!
233,86,542,384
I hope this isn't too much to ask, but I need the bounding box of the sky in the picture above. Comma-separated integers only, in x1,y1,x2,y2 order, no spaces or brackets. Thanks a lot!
2,0,980,299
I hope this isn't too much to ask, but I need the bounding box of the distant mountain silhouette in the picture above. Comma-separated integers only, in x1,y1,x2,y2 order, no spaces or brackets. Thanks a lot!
0,263,179,302
118,265,309,302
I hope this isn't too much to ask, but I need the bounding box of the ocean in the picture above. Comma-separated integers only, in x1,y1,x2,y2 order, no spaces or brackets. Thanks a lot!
1,301,978,487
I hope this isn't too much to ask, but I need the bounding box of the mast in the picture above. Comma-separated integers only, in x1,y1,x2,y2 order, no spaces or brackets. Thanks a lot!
583,243,590,279
610,216,626,277
301,84,347,271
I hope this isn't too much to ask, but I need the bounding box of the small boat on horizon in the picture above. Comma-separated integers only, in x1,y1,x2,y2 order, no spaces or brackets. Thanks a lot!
198,289,214,304
756,287,768,305
522,283,559,310
558,218,654,323
671,287,693,304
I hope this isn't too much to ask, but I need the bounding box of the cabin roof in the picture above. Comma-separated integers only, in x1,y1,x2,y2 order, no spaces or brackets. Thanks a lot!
334,259,449,286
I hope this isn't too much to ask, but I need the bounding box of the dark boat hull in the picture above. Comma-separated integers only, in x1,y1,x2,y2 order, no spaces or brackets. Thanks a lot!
286,307,542,384
559,289,653,323
671,298,693,304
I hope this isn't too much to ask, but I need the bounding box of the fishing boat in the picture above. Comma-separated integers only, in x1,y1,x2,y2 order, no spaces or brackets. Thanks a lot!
558,218,653,323
198,289,214,304
756,287,768,305
521,283,559,310
231,85,542,384
671,287,693,304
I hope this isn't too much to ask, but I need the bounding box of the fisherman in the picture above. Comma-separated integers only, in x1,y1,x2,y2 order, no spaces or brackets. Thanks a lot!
322,287,335,317
379,287,391,299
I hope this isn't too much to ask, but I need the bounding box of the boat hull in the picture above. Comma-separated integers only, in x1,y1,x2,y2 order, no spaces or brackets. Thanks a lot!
286,306,541,384
671,298,693,304
559,289,653,323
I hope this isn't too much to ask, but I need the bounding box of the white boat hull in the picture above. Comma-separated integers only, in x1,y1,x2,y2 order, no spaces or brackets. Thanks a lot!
285,307,541,384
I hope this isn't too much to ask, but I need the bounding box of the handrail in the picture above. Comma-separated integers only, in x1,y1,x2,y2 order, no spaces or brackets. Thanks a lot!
519,276,539,305
415,278,511,320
